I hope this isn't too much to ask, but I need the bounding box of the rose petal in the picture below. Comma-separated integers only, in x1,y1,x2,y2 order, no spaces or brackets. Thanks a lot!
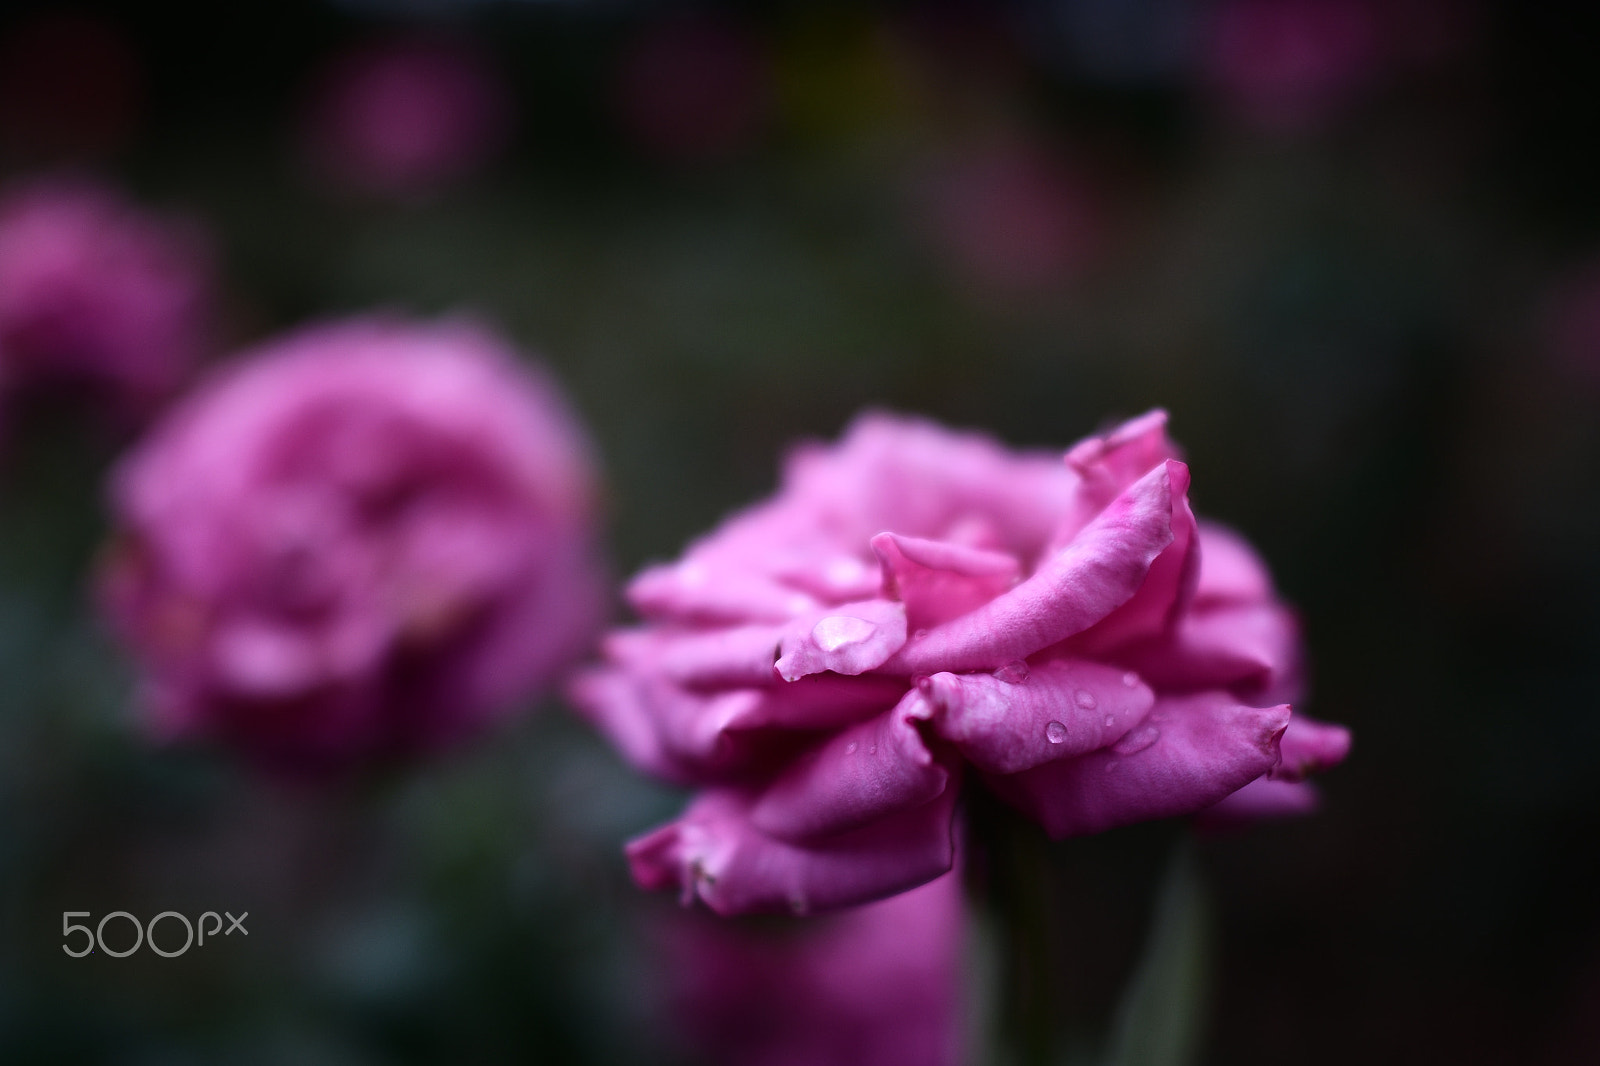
871,531,1021,630
609,603,916,691
1196,777,1322,830
1063,409,1177,483
725,674,912,731
629,558,819,625
884,461,1183,674
627,786,958,916
604,624,784,688
776,599,908,681
1270,714,1351,781
1074,466,1199,650
1050,409,1182,549
987,692,1289,838
750,694,950,841
784,412,1079,563
1194,521,1274,604
210,619,325,697
771,552,883,603
449,527,605,719
1118,600,1303,703
917,658,1155,773
569,669,906,783
567,667,705,782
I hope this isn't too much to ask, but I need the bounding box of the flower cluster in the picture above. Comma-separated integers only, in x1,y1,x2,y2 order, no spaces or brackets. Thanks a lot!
573,411,1349,914
102,316,604,772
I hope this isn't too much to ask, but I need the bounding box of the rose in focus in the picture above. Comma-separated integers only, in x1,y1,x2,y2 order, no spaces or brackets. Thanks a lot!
0,177,211,417
101,316,604,772
572,411,1348,914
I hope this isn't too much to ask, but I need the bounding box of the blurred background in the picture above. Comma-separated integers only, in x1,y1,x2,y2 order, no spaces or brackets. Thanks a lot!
1,1,1598,1063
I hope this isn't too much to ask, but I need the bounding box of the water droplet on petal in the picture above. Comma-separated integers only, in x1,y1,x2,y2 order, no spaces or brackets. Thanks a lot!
867,743,877,755
913,628,929,640
1074,688,1097,710
1104,714,1115,729
812,614,874,652
994,660,1030,684
1045,721,1069,744
1122,671,1139,688
845,741,859,755
1112,723,1160,756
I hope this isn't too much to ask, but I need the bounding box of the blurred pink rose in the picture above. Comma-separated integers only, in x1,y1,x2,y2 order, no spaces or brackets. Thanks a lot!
0,177,212,416
102,316,605,772
658,872,964,1066
572,411,1347,914
1200,0,1479,134
299,35,512,200
1202,0,1383,133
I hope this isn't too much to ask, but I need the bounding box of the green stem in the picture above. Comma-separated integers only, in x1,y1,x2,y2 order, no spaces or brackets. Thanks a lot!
967,785,1066,1066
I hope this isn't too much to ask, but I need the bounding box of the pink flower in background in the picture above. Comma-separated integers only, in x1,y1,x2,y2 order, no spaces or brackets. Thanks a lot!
613,14,771,164
658,872,964,1066
299,36,512,200
101,316,605,772
1202,0,1383,133
0,177,211,416
572,410,1348,914
1200,0,1481,133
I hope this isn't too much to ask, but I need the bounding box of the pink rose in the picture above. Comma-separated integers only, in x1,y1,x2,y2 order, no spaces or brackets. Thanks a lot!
657,871,964,1066
572,411,1348,914
298,35,512,201
0,177,212,415
101,316,605,772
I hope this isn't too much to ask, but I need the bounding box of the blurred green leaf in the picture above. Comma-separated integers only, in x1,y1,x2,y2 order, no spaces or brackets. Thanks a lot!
1102,838,1211,1066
